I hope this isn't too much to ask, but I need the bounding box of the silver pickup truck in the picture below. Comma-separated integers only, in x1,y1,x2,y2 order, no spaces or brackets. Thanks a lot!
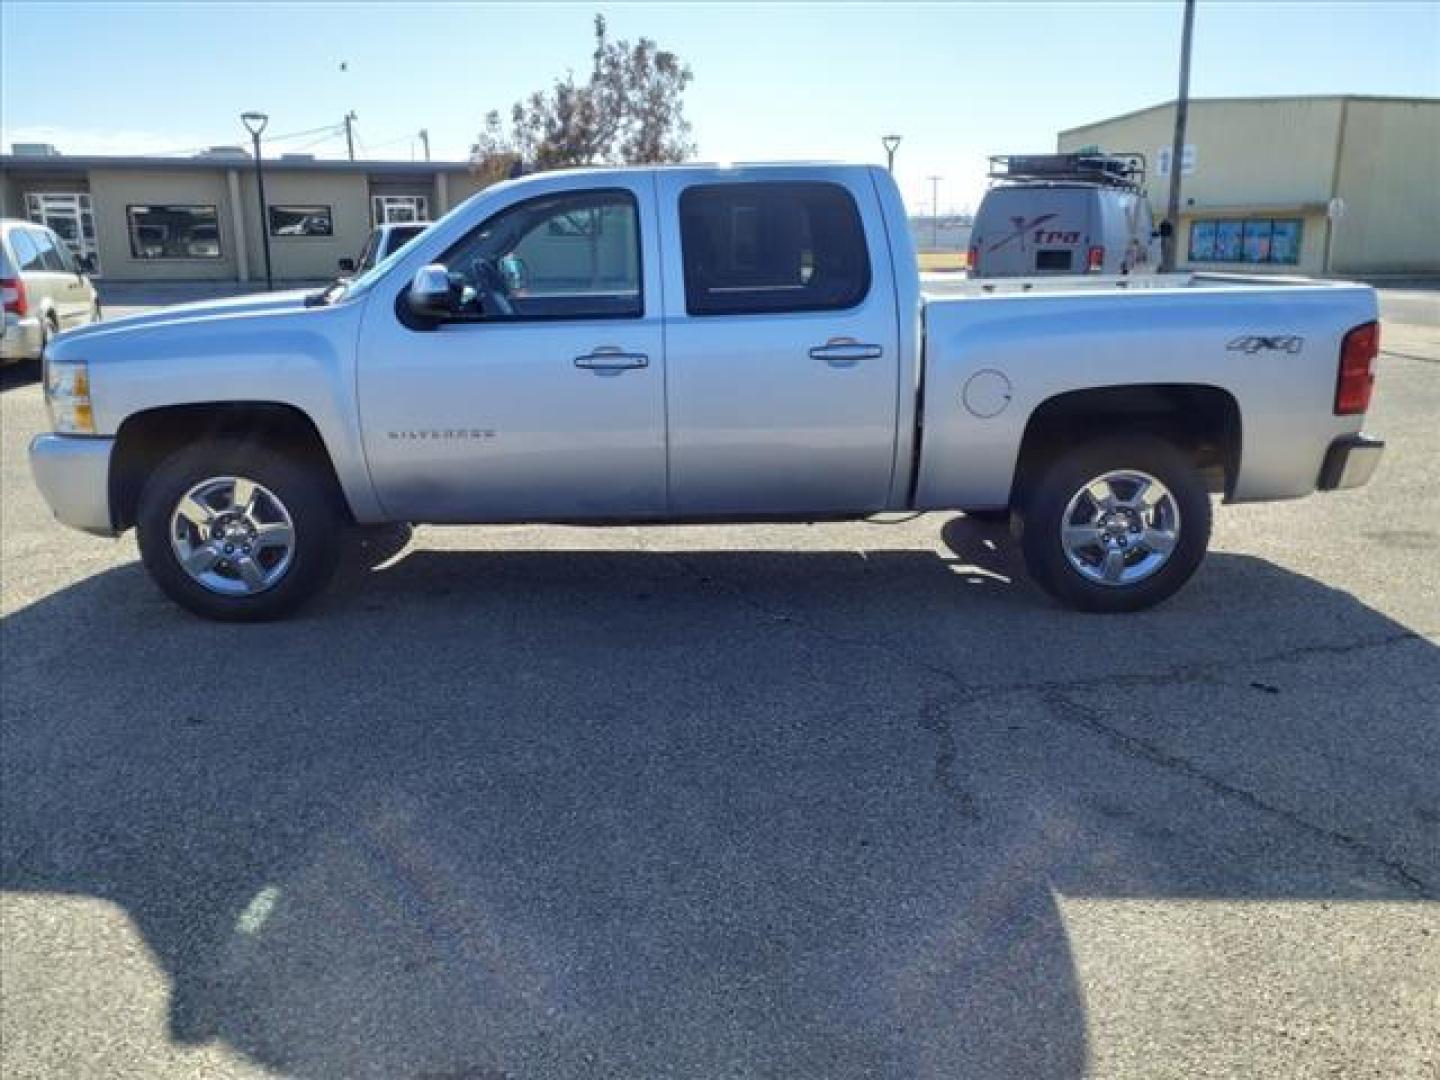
30,163,1384,620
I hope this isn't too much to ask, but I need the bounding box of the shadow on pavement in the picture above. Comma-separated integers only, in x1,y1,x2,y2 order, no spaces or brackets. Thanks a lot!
0,357,41,391
3,523,1436,1078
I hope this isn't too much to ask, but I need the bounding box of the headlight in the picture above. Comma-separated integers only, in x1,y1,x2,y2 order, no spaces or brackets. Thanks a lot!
44,357,96,434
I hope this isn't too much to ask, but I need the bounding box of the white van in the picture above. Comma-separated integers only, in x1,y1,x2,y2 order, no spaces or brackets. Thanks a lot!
968,154,1161,279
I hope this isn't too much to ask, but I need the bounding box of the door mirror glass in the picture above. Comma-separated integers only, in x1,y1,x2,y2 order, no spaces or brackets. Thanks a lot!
1156,220,1174,240
406,263,458,319
337,256,357,275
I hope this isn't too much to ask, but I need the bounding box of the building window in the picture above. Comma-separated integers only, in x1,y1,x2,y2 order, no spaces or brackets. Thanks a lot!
127,205,222,259
269,204,334,237
1189,217,1302,265
678,182,871,316
372,195,429,224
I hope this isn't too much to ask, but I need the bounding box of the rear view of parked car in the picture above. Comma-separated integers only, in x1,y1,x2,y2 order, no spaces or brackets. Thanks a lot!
969,153,1160,278
1,219,101,363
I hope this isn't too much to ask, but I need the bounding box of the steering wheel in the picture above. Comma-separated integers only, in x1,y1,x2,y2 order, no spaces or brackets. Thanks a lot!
468,257,516,318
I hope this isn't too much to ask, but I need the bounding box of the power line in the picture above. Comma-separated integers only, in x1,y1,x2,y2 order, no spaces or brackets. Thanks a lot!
290,129,345,154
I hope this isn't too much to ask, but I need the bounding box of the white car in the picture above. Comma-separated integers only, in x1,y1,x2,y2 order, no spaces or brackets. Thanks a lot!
1,219,101,363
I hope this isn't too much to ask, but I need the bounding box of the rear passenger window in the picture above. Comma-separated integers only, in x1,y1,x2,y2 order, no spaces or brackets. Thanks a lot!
30,230,67,273
679,182,870,316
8,230,45,273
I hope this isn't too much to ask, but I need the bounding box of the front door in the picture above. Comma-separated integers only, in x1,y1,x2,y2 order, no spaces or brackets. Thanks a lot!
655,171,901,515
357,179,667,522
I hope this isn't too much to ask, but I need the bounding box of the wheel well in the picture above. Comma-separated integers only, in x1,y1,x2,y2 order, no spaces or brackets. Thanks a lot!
110,402,348,531
1011,385,1241,505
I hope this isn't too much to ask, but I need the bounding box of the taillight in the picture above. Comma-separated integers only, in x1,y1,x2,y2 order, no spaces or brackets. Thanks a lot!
967,246,979,274
1336,320,1380,415
1086,246,1105,272
1,277,26,317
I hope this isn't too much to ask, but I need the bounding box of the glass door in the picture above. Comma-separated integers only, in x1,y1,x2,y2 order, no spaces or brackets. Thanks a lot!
26,193,100,275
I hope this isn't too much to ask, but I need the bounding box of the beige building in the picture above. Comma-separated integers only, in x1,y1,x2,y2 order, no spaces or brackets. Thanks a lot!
0,146,493,283
1058,95,1439,276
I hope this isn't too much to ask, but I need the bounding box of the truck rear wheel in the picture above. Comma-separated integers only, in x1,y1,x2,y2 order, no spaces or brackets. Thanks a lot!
136,439,342,621
1018,436,1211,613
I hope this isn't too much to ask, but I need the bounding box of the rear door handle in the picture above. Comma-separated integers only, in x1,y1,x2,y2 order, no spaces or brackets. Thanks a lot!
575,348,649,372
809,339,883,365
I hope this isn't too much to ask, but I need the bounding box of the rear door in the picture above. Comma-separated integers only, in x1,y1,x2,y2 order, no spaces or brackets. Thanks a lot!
972,188,1091,277
656,169,900,515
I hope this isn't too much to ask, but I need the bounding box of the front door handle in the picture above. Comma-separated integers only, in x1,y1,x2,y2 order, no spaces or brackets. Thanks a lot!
809,339,883,366
575,348,649,372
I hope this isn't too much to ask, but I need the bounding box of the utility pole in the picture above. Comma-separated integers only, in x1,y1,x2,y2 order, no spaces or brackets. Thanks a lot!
418,128,431,162
343,110,357,161
1162,0,1196,272
930,176,942,247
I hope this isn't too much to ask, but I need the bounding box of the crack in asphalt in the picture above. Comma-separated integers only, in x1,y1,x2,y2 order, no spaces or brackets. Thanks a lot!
642,542,1436,896
1040,690,1435,899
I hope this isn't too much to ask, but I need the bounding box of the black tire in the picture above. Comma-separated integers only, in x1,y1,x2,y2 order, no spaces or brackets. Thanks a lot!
1018,435,1211,613
136,439,343,621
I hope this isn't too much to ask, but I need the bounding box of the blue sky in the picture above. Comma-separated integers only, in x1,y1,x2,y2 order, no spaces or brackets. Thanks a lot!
3,1,1437,211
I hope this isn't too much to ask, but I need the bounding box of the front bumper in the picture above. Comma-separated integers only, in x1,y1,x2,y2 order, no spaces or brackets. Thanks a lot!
1318,433,1385,492
28,434,118,536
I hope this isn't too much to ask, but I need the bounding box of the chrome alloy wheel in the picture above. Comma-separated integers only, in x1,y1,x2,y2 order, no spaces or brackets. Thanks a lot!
169,476,296,596
1060,469,1181,587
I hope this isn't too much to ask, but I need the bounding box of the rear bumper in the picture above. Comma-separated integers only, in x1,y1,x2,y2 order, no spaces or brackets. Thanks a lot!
28,434,118,536
1318,433,1385,491
1,313,44,362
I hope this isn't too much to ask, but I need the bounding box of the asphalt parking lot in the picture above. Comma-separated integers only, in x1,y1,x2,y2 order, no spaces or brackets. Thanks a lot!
2,292,1437,1079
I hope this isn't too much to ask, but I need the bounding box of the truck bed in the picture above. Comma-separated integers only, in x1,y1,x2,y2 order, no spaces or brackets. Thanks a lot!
911,273,1379,510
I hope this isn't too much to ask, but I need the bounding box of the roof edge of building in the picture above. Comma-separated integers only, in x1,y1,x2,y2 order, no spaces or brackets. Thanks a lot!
0,154,477,174
1058,93,1440,136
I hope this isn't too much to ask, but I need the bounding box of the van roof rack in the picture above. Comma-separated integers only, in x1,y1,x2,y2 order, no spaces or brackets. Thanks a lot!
988,152,1146,189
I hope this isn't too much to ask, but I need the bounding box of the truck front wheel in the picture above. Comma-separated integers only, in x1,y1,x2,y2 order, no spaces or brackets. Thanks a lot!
136,440,342,621
1018,436,1211,613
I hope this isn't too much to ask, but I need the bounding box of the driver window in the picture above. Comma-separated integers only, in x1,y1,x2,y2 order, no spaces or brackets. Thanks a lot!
441,188,642,321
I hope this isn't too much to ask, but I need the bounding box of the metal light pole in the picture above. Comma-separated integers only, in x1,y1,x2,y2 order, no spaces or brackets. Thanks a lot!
1162,0,1197,272
927,175,942,248
240,112,273,291
882,134,901,173
344,111,358,161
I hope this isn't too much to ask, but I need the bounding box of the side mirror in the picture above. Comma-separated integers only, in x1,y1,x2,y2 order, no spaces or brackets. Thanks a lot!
406,263,459,319
76,254,96,275
337,256,356,275
1156,220,1174,240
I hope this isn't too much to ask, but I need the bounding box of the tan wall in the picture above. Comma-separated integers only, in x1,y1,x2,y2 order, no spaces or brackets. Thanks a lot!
1060,98,1343,208
87,168,239,281
1061,97,1440,275
235,168,372,281
1331,99,1440,274
444,171,493,213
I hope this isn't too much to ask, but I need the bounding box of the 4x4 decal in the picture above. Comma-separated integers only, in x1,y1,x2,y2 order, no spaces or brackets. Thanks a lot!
1226,335,1304,354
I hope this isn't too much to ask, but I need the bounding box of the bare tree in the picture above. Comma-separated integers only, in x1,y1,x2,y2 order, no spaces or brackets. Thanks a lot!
471,15,694,180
